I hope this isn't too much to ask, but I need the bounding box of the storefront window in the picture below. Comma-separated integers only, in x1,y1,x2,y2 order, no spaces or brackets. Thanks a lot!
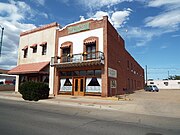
64,78,72,86
88,77,100,86
73,71,79,76
60,72,66,76
60,78,72,92
95,70,101,76
80,71,86,76
87,70,94,76
86,77,101,93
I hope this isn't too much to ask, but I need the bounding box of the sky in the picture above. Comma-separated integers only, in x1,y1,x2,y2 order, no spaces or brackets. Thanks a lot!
0,0,180,80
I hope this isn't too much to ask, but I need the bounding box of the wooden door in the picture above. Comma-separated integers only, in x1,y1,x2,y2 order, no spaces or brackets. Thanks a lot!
73,78,85,96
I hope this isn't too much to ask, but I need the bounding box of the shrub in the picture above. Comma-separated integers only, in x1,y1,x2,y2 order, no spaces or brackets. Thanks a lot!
19,81,49,101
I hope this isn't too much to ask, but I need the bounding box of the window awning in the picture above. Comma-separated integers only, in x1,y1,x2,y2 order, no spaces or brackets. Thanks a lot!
84,39,96,44
39,42,47,46
8,62,50,75
60,44,71,49
22,45,28,50
30,43,37,48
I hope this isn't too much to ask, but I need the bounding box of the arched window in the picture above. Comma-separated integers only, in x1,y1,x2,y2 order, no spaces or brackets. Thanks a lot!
83,36,98,60
60,41,73,62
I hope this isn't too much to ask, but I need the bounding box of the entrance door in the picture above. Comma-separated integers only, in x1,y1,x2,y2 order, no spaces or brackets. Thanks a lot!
73,78,85,96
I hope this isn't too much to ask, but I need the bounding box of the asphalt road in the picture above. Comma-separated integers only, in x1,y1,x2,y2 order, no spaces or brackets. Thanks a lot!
0,99,179,135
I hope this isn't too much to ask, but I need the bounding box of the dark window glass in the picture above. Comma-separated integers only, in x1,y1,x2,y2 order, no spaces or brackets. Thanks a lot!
88,77,100,86
86,43,96,60
80,71,86,76
87,70,94,76
66,72,73,76
24,49,28,58
64,78,72,86
62,48,70,62
42,44,47,55
95,70,101,76
150,82,154,84
43,76,49,83
33,46,37,53
164,82,168,86
60,72,66,76
75,79,78,91
80,79,83,92
73,71,79,76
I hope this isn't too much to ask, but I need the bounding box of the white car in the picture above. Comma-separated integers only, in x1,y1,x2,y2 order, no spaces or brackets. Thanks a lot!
145,85,159,92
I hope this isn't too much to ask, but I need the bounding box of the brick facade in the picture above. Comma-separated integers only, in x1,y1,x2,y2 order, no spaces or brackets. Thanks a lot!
53,16,144,97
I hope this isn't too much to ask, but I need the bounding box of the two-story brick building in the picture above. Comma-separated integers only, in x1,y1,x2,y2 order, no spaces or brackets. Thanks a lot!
9,16,144,97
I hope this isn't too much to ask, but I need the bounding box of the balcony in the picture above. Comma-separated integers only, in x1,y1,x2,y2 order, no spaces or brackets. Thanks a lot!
51,51,104,68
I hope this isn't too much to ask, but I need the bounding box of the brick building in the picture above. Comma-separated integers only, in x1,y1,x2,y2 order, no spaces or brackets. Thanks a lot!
9,16,144,97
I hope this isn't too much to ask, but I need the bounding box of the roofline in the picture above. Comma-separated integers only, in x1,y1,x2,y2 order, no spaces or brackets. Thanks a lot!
20,22,60,37
59,17,104,32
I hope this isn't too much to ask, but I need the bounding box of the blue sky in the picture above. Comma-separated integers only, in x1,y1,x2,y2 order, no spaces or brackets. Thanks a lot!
0,0,180,80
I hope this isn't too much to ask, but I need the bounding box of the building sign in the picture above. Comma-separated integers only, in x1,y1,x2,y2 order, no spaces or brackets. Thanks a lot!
110,80,117,88
108,68,117,78
68,22,90,34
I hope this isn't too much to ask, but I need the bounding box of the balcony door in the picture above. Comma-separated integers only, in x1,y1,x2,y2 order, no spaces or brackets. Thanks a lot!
73,78,85,96
86,44,96,60
62,48,70,62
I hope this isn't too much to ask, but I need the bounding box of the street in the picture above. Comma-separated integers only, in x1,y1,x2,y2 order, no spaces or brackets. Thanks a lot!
0,99,179,135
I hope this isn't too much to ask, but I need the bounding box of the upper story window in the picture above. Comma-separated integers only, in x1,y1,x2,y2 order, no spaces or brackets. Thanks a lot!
33,46,37,53
84,36,98,60
40,42,47,55
86,44,96,60
42,45,47,55
60,41,72,62
30,44,37,53
62,48,70,62
22,45,28,58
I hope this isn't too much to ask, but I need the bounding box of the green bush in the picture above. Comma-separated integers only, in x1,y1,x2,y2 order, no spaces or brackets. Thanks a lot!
19,82,49,101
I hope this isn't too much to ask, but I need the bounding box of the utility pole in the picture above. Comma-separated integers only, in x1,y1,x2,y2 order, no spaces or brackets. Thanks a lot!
168,71,170,79
145,65,148,86
0,25,4,57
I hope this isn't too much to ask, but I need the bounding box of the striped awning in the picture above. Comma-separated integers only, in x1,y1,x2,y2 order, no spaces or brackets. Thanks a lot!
22,45,28,50
39,42,47,46
84,39,96,44
30,44,37,48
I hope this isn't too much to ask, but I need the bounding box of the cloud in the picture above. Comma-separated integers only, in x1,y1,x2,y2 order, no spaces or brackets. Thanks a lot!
160,45,168,49
145,10,180,29
125,27,154,47
78,0,133,9
0,1,36,70
31,0,45,6
93,11,109,19
91,9,132,28
171,34,180,38
111,9,132,28
148,0,180,9
145,0,180,30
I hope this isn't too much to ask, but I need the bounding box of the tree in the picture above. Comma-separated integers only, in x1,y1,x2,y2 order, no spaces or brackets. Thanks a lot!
168,75,180,80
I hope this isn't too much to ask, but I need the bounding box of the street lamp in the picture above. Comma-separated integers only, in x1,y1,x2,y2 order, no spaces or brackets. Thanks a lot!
0,25,4,57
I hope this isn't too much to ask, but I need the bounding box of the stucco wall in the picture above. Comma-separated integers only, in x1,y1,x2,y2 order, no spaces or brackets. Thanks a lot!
148,80,180,89
58,28,103,55
18,27,57,65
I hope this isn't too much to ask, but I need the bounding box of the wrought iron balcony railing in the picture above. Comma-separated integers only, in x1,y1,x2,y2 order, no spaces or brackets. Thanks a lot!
51,51,104,66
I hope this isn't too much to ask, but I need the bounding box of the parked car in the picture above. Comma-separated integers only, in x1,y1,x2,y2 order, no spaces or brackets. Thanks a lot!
145,85,159,92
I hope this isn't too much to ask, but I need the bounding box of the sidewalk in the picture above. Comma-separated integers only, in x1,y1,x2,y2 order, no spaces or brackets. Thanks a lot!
0,90,180,118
